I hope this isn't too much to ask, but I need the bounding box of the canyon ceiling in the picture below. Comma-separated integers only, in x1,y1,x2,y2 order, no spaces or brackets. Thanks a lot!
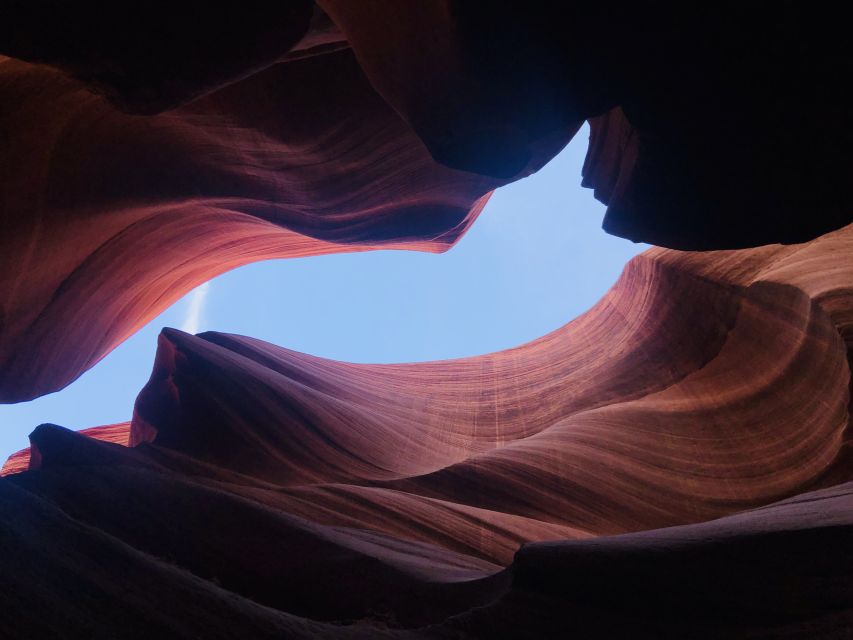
1,3,852,639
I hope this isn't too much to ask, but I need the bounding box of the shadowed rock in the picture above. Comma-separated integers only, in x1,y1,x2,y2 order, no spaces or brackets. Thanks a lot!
2,226,851,637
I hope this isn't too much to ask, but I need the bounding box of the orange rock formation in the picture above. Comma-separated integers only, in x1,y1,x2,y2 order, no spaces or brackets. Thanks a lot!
3,4,853,637
2,226,851,637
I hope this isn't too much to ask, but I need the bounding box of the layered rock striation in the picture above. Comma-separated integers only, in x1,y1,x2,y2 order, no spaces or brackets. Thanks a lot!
2,226,851,637
3,3,852,402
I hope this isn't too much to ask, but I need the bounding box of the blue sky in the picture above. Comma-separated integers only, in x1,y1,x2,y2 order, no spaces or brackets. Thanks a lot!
0,125,646,462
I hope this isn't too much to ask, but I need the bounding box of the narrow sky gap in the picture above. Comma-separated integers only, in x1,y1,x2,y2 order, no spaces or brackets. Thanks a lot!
181,282,211,335
0,125,646,461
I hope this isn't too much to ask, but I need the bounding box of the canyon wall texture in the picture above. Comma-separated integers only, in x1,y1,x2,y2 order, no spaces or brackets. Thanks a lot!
2,3,853,638
2,225,851,637
0,50,498,403
2,3,852,402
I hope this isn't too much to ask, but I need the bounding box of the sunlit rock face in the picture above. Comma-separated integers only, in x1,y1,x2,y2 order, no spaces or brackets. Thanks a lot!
2,3,853,637
2,3,852,403
0,52,497,403
2,226,851,637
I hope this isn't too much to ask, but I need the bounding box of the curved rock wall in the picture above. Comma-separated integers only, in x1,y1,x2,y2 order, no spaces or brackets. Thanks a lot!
2,4,853,637
2,226,851,637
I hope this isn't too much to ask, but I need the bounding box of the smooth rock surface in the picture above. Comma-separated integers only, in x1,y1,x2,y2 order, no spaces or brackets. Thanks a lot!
2,226,851,637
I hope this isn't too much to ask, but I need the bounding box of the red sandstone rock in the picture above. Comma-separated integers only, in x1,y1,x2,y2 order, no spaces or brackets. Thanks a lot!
0,52,497,403
0,422,129,476
121,224,853,565
1,226,850,637
2,6,853,637
3,3,853,403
